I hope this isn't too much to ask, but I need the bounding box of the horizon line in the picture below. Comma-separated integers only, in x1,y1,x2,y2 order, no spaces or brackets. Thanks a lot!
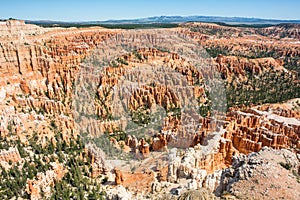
3,14,300,23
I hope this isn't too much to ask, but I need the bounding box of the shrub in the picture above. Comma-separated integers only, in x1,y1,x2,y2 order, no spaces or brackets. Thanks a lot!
279,162,292,170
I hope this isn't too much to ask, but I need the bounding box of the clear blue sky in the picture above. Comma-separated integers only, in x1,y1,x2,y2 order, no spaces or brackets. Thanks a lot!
0,0,299,21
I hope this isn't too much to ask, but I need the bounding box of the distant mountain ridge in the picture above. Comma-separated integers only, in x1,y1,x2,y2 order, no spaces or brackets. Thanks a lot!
100,15,300,24
26,15,300,25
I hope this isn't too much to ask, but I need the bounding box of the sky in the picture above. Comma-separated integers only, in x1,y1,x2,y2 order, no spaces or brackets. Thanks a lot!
0,0,299,21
